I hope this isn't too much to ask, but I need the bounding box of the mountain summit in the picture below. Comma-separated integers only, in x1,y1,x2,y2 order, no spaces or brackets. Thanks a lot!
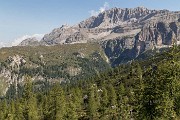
19,7,180,65
37,7,180,45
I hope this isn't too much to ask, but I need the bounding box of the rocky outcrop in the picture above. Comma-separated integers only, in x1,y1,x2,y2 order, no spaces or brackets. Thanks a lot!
40,24,81,45
134,21,180,56
101,35,135,63
19,7,180,65
0,55,26,95
79,7,156,28
39,7,180,46
18,37,40,46
101,20,180,66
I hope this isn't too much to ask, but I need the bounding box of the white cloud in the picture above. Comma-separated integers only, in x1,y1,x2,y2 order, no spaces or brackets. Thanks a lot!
11,34,44,46
89,10,100,17
100,2,109,13
89,2,110,16
0,42,6,48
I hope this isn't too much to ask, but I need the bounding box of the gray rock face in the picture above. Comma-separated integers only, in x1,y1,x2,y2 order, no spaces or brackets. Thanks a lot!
79,7,155,28
40,7,180,46
40,24,83,45
19,7,180,65
18,37,39,46
0,55,26,95
102,20,180,66
101,35,135,63
134,21,180,55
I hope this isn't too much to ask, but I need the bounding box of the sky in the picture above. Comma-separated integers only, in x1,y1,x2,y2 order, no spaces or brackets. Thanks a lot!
0,0,180,47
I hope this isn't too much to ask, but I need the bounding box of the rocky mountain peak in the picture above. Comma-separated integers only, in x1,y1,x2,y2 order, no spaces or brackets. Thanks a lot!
60,24,70,29
20,7,180,53
18,37,39,46
79,7,157,28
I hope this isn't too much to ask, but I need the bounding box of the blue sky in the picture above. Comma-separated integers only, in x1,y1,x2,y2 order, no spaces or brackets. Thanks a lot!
0,0,180,47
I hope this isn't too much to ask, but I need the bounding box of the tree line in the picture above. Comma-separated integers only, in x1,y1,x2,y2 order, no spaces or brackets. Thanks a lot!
0,46,179,120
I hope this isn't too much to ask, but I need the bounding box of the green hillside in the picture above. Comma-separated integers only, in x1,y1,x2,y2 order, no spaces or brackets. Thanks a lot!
0,43,109,80
0,46,179,120
0,43,110,96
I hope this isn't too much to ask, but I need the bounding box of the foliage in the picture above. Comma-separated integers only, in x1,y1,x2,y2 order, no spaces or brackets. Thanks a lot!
0,46,179,120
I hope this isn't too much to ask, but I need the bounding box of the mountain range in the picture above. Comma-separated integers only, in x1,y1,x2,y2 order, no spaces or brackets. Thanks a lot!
0,6,180,96
19,7,180,64
0,5,180,120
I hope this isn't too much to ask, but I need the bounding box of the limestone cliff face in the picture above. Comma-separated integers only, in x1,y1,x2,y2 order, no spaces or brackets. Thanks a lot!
19,7,180,65
39,7,180,45
40,25,86,45
102,20,180,66
0,55,26,95
134,21,180,56
79,7,156,28
101,35,135,63
18,37,40,46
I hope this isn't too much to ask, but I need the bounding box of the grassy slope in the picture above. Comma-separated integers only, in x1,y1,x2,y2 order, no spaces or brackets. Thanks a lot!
0,43,106,64
0,43,110,79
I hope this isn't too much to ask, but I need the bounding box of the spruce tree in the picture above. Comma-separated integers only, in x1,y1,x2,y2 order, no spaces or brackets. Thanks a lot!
107,84,118,120
14,99,25,120
87,84,98,120
22,76,40,120
48,85,66,120
101,87,108,114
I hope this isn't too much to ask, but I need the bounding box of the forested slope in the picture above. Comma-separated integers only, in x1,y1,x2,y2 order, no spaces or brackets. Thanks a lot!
0,46,179,120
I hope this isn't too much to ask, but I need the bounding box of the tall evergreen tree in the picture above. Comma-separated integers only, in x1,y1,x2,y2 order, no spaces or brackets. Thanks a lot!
87,84,99,120
107,84,118,120
100,87,108,118
22,76,40,120
48,85,66,120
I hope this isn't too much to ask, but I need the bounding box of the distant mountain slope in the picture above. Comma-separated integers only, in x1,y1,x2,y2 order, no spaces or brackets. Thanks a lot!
18,37,40,46
18,7,180,65
0,43,109,95
39,7,180,45
1,7,180,96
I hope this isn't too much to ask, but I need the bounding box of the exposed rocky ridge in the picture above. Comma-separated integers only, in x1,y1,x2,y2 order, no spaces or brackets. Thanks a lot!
18,37,40,46
19,7,180,65
134,21,180,54
39,7,180,46
102,21,180,66
79,7,162,28
0,55,26,95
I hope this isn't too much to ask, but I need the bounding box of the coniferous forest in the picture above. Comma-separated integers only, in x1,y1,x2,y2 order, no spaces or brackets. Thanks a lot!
1,1,180,120
0,46,179,120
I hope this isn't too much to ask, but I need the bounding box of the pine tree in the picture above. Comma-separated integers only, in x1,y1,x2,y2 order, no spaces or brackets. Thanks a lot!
14,99,25,120
65,93,78,120
137,60,179,120
72,88,83,118
101,87,108,113
7,100,16,120
48,85,66,120
41,95,50,120
22,76,40,120
87,84,99,120
117,83,131,120
118,96,131,120
107,84,118,120
0,100,8,120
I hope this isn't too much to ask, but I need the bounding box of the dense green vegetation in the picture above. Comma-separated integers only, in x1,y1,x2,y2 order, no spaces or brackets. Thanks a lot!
0,45,179,120
0,43,109,86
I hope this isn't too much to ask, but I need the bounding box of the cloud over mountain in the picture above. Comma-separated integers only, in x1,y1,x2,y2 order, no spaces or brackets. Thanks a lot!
11,34,44,46
0,42,6,48
89,2,109,16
